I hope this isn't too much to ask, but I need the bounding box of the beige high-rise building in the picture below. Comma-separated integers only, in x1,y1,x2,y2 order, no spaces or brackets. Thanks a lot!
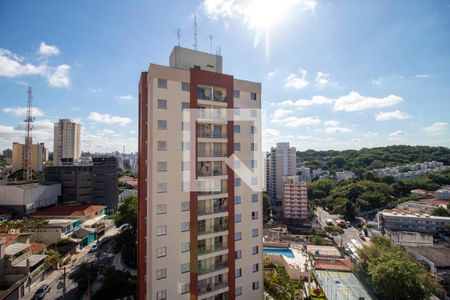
12,142,47,172
282,175,308,221
138,46,263,300
53,119,81,165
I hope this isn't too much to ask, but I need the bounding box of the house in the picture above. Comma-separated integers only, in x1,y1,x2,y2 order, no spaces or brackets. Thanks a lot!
27,218,81,245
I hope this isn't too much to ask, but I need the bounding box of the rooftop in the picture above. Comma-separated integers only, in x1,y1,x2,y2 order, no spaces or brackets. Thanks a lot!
5,242,29,256
0,233,30,246
315,258,353,271
31,204,106,218
30,243,46,254
307,245,342,258
408,247,450,268
417,199,449,207
14,254,46,267
381,208,450,220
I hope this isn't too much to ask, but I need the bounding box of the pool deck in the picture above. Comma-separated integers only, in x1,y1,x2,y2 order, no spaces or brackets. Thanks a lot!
264,247,311,279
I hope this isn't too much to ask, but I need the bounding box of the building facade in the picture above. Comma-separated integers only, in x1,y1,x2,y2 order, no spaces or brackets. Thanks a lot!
138,46,263,300
12,142,47,172
44,157,118,210
53,119,81,166
282,176,308,222
265,143,296,204
378,209,450,234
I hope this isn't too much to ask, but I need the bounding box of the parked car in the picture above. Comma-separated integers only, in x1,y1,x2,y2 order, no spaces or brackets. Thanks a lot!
32,284,50,300
89,244,98,253
359,232,366,240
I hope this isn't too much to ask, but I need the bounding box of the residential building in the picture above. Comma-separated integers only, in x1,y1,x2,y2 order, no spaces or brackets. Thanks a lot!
282,176,308,222
372,161,447,180
44,157,118,210
378,209,450,234
0,182,60,216
266,142,297,205
297,166,311,182
11,142,47,172
138,46,263,300
335,170,355,180
435,187,450,200
27,218,81,245
311,168,330,179
397,200,448,215
53,119,81,166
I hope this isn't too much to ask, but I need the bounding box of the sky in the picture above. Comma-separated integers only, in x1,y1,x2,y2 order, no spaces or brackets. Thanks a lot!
1,0,450,153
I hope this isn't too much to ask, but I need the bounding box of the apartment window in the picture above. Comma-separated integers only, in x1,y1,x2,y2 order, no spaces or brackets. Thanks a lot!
181,82,190,92
252,211,259,220
181,122,190,131
156,268,167,280
157,204,167,215
181,201,190,211
252,246,259,255
252,281,259,290
250,125,256,134
181,262,190,273
234,214,242,223
181,102,190,110
251,92,257,100
157,120,167,130
157,225,167,236
252,228,258,237
235,268,242,278
157,141,167,151
234,143,241,151
157,162,167,172
181,241,190,253
181,222,190,232
251,143,257,151
236,287,242,296
157,183,167,193
156,246,167,258
234,90,240,98
181,161,190,171
234,195,241,205
234,178,241,187
181,141,190,151
157,99,167,109
181,181,189,192
251,160,257,168
235,232,242,241
251,194,258,203
157,79,167,89
180,283,190,294
235,250,242,259
252,263,259,273
234,125,240,133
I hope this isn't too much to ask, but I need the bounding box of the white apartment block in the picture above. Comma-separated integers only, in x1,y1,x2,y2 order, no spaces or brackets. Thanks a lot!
53,119,81,166
265,142,297,203
335,170,355,180
138,46,263,300
378,209,450,234
282,176,308,221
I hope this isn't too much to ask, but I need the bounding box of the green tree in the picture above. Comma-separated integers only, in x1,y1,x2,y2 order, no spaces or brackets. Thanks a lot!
114,195,137,230
431,207,450,217
263,192,272,223
93,267,136,299
69,263,98,293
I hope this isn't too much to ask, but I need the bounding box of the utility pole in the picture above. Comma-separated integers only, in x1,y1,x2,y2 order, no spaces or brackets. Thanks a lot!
62,266,66,300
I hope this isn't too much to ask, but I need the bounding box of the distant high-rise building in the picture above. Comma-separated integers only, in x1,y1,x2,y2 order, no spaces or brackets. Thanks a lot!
53,119,81,166
138,46,263,300
265,142,297,203
282,175,308,222
12,142,47,172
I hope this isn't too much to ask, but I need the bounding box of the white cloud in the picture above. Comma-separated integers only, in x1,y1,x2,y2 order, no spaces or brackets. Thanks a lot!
38,42,60,56
2,107,44,117
296,134,313,140
415,74,430,79
88,86,103,94
424,122,448,135
14,119,54,131
284,69,309,89
314,72,337,88
334,91,403,112
271,108,293,122
87,112,132,126
375,110,411,121
263,128,280,137
352,139,361,143
0,121,54,151
46,64,70,88
325,126,352,133
267,71,276,77
102,129,115,135
273,116,321,128
388,130,407,140
280,95,334,108
364,131,379,138
115,95,134,102
324,120,339,126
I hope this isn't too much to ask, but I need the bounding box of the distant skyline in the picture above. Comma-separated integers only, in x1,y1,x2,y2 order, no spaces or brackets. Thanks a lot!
1,0,449,152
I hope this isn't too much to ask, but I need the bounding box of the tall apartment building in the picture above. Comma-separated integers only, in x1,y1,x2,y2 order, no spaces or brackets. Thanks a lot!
282,176,308,222
53,119,81,166
12,142,47,172
265,142,297,203
138,46,263,300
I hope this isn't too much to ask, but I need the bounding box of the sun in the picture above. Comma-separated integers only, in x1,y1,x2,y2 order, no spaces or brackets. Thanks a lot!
244,0,295,29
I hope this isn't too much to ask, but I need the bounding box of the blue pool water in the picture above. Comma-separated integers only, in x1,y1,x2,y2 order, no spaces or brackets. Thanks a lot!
263,248,295,258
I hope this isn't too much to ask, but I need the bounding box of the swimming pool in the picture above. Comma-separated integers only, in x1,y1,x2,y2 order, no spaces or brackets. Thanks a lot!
263,248,295,258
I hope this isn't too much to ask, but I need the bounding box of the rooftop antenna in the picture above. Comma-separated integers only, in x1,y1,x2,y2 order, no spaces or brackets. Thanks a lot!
209,34,213,53
176,28,181,46
193,13,198,50
23,86,34,182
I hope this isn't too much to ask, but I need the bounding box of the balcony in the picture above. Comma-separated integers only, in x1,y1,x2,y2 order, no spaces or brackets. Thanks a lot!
198,224,228,236
198,149,228,158
198,281,229,295
198,243,228,256
198,205,228,216
198,261,228,275
197,109,227,122
197,86,227,104
198,162,227,177
198,131,227,139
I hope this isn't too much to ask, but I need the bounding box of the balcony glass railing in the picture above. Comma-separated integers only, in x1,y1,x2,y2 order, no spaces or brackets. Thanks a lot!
197,110,227,121
198,224,228,235
198,150,227,158
198,261,228,275
197,90,227,103
198,281,229,295
198,205,228,216
198,131,227,139
198,168,227,177
198,244,228,256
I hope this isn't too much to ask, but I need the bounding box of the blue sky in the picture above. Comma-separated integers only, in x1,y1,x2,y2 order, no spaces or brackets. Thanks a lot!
1,0,449,153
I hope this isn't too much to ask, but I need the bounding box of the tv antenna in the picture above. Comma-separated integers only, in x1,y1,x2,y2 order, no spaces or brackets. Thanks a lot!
193,13,198,50
209,34,213,53
176,28,181,46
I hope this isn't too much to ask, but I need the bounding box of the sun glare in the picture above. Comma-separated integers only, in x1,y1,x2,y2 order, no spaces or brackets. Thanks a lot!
245,0,294,29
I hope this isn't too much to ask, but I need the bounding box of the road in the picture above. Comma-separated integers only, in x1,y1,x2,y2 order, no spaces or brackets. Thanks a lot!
316,207,369,251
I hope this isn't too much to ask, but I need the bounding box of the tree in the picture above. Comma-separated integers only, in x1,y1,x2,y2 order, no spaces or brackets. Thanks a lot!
263,193,272,223
69,263,98,293
46,249,61,267
114,195,137,230
431,207,450,217
311,235,326,246
93,267,136,299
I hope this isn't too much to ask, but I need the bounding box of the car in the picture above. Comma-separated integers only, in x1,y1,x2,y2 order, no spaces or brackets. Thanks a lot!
89,244,98,253
359,232,366,240
32,284,50,300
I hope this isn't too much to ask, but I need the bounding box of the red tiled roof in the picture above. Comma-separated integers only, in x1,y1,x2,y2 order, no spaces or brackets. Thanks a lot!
30,243,46,254
0,233,31,246
30,204,106,217
315,258,353,271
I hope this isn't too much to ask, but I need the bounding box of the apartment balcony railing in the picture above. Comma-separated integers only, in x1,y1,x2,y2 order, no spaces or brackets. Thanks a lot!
198,150,228,158
198,131,227,139
198,205,228,216
198,168,227,177
198,281,229,295
198,224,228,236
198,244,228,256
197,91,227,103
198,188,228,196
198,261,228,275
197,110,227,121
